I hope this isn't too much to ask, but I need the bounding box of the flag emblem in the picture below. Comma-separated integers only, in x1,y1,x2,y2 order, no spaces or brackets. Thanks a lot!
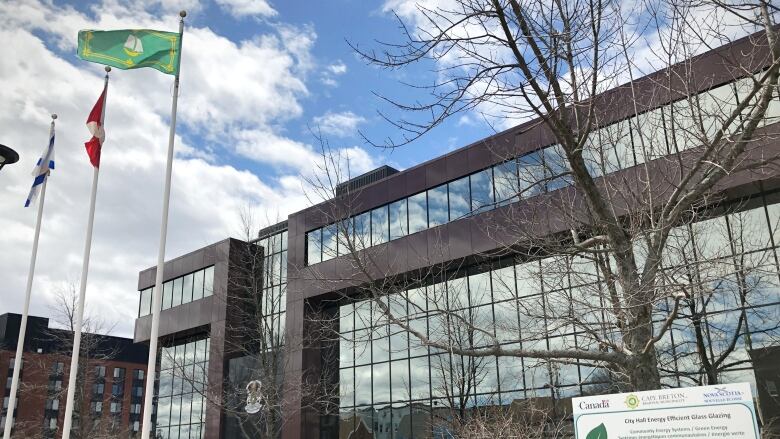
25,125,55,207
77,29,180,75
85,84,107,168
123,34,144,58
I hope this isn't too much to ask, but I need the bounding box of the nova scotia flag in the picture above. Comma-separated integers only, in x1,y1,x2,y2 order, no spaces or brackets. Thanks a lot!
25,124,55,207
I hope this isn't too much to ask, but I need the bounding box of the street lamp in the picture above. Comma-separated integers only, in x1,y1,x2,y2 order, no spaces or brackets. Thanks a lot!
245,380,264,414
0,144,19,172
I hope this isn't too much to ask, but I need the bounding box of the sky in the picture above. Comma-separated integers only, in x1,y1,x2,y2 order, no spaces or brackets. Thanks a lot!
0,0,496,338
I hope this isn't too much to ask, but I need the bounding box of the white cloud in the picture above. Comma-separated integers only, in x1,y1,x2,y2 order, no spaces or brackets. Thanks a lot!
327,60,347,75
0,0,348,338
320,60,348,86
214,0,277,18
312,111,366,137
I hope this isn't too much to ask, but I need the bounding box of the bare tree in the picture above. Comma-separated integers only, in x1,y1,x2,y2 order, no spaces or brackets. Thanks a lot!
300,0,780,399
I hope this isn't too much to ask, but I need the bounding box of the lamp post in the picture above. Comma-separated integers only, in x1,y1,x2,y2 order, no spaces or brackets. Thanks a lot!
0,144,19,172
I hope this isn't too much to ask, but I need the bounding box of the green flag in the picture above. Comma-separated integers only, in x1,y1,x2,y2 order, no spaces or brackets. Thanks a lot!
77,29,181,75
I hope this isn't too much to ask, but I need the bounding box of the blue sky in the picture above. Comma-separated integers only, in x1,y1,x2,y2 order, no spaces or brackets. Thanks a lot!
0,0,497,336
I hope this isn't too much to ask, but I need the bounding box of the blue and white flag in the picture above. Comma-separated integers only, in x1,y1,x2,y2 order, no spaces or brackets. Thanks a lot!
25,123,55,207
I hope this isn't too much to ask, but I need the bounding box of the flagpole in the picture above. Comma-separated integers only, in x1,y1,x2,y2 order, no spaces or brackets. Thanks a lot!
141,11,186,439
61,67,109,439
1,115,56,439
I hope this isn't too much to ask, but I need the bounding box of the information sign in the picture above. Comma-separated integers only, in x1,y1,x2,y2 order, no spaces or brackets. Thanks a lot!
572,383,760,439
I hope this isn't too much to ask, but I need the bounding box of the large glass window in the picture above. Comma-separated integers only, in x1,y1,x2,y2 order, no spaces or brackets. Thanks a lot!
138,266,216,317
335,197,780,438
304,78,780,267
156,336,209,439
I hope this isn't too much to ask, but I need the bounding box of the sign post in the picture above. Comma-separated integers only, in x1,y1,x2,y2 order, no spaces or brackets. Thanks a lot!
572,383,761,439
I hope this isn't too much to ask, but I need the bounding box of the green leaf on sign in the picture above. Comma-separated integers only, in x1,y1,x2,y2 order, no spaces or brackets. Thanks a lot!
586,423,607,439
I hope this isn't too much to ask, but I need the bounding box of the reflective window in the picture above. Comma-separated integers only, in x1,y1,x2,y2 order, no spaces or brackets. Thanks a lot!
138,266,216,317
493,160,519,206
517,151,546,198
156,336,209,439
203,266,214,297
371,205,389,246
139,288,152,317
448,176,470,221
192,270,204,301
427,185,448,227
470,168,494,213
182,273,193,304
304,78,780,267
389,199,408,240
307,229,322,265
354,212,371,251
172,277,183,307
322,223,338,262
408,192,428,234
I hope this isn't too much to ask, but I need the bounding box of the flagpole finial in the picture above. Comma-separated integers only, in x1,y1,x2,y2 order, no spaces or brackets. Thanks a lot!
180,10,187,18
51,114,57,120
105,66,111,73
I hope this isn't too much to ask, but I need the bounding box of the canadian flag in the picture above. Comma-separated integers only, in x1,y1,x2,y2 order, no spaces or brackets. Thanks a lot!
84,84,107,168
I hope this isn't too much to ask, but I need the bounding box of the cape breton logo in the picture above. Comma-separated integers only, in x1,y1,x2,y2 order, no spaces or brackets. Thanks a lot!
625,394,641,409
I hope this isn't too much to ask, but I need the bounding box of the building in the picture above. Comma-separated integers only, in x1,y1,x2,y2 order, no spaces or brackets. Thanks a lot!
134,30,780,438
0,313,148,438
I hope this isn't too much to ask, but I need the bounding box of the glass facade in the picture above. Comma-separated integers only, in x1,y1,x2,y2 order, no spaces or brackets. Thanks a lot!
305,77,780,266
258,229,287,344
335,196,780,437
155,337,210,439
138,266,215,317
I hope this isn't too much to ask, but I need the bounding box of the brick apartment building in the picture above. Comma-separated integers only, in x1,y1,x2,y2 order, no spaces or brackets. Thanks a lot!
0,313,148,438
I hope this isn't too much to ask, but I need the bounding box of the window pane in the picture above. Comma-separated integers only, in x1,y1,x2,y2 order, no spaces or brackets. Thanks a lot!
181,274,193,305
545,144,571,191
192,270,204,301
139,288,152,317
390,360,410,402
518,151,546,197
371,206,389,246
470,169,494,213
493,161,519,205
172,277,183,307
307,229,322,265
408,192,428,234
372,362,391,404
337,219,353,257
322,224,337,261
354,212,370,251
203,266,214,297
389,199,408,240
162,281,172,310
448,176,470,221
427,185,448,227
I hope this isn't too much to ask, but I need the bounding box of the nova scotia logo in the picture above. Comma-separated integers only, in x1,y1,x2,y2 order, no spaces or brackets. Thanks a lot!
703,387,743,403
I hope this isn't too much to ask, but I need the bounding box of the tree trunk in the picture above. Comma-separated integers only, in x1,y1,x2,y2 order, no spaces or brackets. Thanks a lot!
626,303,662,391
